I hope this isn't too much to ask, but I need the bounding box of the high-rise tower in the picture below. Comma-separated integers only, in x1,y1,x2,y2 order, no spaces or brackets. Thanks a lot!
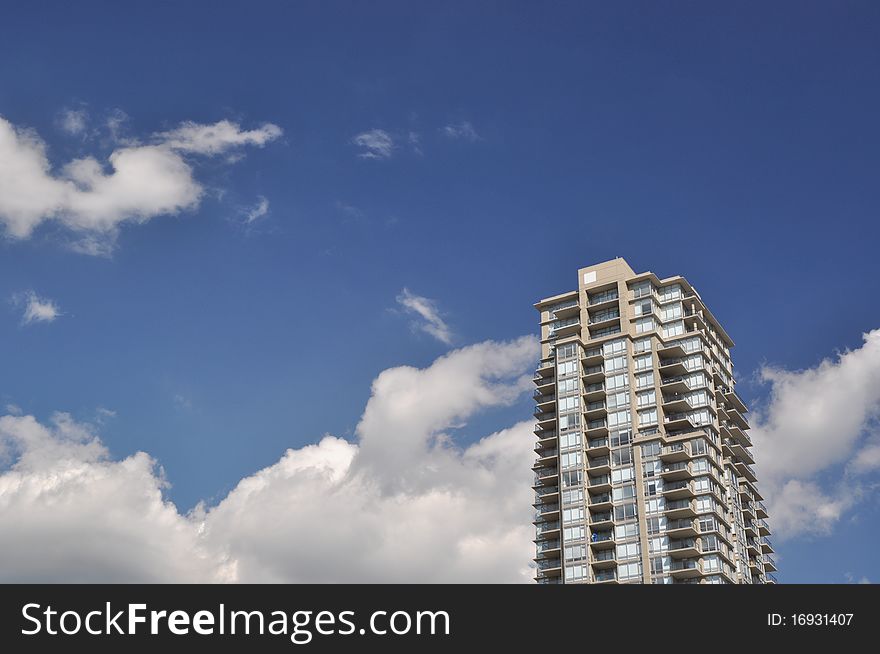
533,258,774,584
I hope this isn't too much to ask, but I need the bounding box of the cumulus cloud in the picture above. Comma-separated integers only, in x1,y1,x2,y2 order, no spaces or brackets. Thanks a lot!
441,121,481,142
0,337,540,582
751,329,880,539
396,288,453,345
13,291,62,325
352,129,394,159
0,115,281,250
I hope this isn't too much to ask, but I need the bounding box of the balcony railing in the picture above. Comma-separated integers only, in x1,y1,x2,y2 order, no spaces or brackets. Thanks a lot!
670,559,699,572
588,456,610,468
533,390,557,402
589,475,611,487
535,539,560,553
534,485,559,497
590,494,611,506
583,365,604,376
537,359,555,370
589,310,620,325
593,549,616,562
586,401,606,412
535,504,560,517
536,448,558,459
535,558,561,571
590,531,613,543
588,437,609,449
593,570,617,582
583,347,602,358
535,521,560,535
584,382,604,393
590,511,612,523
588,290,619,306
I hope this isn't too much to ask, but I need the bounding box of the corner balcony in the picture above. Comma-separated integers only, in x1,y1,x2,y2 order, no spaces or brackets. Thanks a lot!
660,461,692,481
534,392,557,411
726,407,750,431
661,393,692,413
668,538,701,559
722,422,752,448
534,539,561,559
659,358,688,377
533,485,559,506
722,389,748,414
657,342,687,360
755,500,769,519
662,480,696,500
669,558,702,579
735,460,758,483
534,503,560,521
723,439,754,465
660,375,691,394
757,519,771,537
533,373,555,388
659,442,692,463
534,409,557,427
534,520,561,538
549,303,580,320
663,412,698,432
666,518,699,538
532,467,558,489
535,557,563,578
764,555,777,573
739,478,763,502
664,499,698,519
587,308,621,329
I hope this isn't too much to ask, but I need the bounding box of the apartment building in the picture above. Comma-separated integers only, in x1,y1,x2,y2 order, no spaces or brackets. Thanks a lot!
533,258,775,584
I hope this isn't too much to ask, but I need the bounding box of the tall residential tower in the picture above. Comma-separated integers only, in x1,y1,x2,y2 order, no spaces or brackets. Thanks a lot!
533,258,774,584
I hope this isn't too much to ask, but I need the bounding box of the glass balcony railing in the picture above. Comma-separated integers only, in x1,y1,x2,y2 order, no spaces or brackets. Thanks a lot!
593,570,617,582
589,310,620,325
670,559,699,572
589,475,611,487
593,549,616,562
583,365,604,376
535,521,560,535
535,539,561,553
588,456,610,468
589,494,611,506
590,512,612,523
588,438,609,449
535,504,560,517
588,290,619,306
536,558,561,571
590,532,613,543
534,485,559,497
584,382,604,393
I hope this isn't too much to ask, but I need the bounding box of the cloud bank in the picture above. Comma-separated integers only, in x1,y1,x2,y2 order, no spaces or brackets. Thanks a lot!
0,337,538,582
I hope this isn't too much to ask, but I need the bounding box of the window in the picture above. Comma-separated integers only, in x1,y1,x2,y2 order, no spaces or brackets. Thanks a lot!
638,408,658,426
606,373,629,391
632,281,652,299
610,429,632,447
602,339,627,356
643,460,661,479
558,395,580,412
635,317,654,334
618,562,642,580
659,284,682,303
556,342,577,359
611,466,634,484
565,565,587,581
562,470,582,488
636,371,655,389
614,502,638,521
560,451,582,469
637,389,656,407
556,360,577,376
606,355,627,372
564,525,585,541
607,391,629,409
557,377,579,394
608,409,631,428
615,522,639,540
644,497,666,514
559,412,580,430
646,517,666,535
612,483,636,502
565,544,587,562
611,447,633,466
634,354,652,371
641,441,661,458
617,542,640,560
634,338,651,353
661,303,682,322
562,488,584,505
633,301,654,317
563,507,584,524
559,431,582,449
650,556,670,575
662,321,685,338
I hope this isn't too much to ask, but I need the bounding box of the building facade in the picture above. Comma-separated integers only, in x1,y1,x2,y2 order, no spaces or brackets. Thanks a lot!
533,258,775,584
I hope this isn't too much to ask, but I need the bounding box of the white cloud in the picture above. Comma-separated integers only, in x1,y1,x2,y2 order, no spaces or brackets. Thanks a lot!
14,290,62,325
352,129,394,159
751,329,880,539
396,288,453,345
58,108,88,136
442,121,481,142
0,115,281,251
243,196,270,224
0,337,539,582
155,120,282,155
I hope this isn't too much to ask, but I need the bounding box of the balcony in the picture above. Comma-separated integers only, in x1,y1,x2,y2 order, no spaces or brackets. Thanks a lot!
659,443,692,463
586,419,608,437
589,494,613,511
584,400,607,418
583,382,605,402
664,412,697,432
722,422,752,448
534,504,560,520
755,500,769,519
660,375,691,394
533,387,556,401
657,342,687,360
587,437,610,455
735,461,758,483
549,303,580,320
582,347,603,366
589,511,613,527
739,478,763,502
669,558,702,579
726,407,750,431
533,373,555,388
660,461,692,481
534,539,561,556
587,455,611,475
587,474,612,494
536,359,555,375
664,499,697,519
535,521,561,537
662,480,695,500
757,519,771,537
661,393,691,413
723,389,748,414
589,531,615,550
592,570,618,583
724,439,754,465
668,538,701,558
764,555,777,573
582,365,605,384
591,548,617,569
533,485,559,503
546,317,581,340
666,518,698,538
535,558,562,577
535,447,557,462
659,358,688,376
587,309,621,327
588,289,619,308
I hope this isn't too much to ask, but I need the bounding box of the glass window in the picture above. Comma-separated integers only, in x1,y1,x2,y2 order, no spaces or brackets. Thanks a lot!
636,371,655,389
635,317,654,334
634,338,652,353
637,389,656,407
638,408,658,426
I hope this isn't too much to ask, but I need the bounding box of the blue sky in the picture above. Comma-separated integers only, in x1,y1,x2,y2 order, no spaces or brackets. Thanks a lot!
1,2,879,583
